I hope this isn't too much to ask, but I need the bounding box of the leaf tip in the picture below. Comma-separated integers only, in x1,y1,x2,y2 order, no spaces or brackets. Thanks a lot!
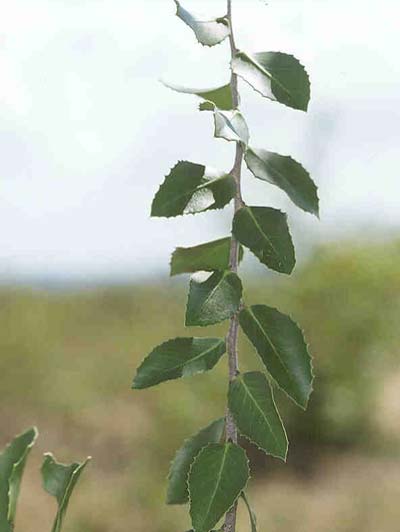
131,370,147,390
131,378,142,390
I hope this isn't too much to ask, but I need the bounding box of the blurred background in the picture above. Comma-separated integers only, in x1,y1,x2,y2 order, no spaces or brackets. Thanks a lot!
0,0,399,530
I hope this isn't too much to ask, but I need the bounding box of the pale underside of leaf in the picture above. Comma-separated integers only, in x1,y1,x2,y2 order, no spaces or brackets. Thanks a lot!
232,206,295,275
229,372,288,460
239,305,313,409
189,443,250,532
0,427,38,531
185,271,243,327
185,167,235,215
151,161,235,218
167,418,225,505
132,337,226,389
41,453,91,532
162,81,234,111
232,51,310,112
170,237,243,276
245,147,319,216
174,1,230,47
214,110,250,144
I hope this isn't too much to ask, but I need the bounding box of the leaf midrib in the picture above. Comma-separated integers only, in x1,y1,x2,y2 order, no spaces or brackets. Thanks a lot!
244,207,282,266
237,51,292,100
250,150,301,200
158,340,224,375
200,445,229,529
157,174,229,213
193,272,235,321
246,308,297,392
236,375,281,449
215,111,248,143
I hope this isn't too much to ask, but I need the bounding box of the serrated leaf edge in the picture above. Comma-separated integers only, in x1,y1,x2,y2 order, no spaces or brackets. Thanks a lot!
174,0,230,48
244,147,320,218
187,442,251,532
232,50,311,112
213,110,250,145
166,417,225,506
233,206,296,275
240,305,315,410
185,271,243,328
151,161,234,219
132,337,227,389
151,161,204,219
229,372,288,462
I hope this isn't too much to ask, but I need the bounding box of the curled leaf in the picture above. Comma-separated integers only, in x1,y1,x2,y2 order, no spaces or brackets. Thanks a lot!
163,81,234,111
174,1,230,47
185,271,243,327
214,110,250,144
167,418,225,505
41,453,90,532
0,427,38,532
170,237,243,277
151,162,235,218
232,51,310,111
245,147,319,216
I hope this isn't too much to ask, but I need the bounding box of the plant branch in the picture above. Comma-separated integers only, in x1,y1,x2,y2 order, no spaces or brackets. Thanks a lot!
224,2,244,531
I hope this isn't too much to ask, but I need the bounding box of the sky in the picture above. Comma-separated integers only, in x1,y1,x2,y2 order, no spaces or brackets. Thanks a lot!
0,0,399,282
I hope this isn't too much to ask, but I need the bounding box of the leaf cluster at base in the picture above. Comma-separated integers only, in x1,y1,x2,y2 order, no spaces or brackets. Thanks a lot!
0,428,90,532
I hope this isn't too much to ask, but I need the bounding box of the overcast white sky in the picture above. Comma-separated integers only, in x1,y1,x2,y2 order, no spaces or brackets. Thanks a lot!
0,0,399,282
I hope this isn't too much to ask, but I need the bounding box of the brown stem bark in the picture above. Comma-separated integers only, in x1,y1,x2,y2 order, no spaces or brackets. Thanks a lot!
224,2,244,531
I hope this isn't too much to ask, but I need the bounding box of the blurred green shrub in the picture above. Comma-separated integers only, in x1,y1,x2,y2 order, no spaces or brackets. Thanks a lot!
0,239,399,531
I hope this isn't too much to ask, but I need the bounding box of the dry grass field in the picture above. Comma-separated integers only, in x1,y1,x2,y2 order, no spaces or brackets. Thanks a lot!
1,240,400,531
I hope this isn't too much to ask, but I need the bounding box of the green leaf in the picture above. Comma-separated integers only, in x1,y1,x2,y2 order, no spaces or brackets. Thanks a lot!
189,443,249,532
174,1,230,47
170,237,243,277
0,427,38,532
245,148,319,216
167,418,225,505
151,162,235,218
41,453,90,532
214,110,249,144
232,206,295,274
232,51,310,111
163,82,234,111
185,271,243,327
239,305,313,408
132,337,226,389
229,372,287,460
241,492,258,532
